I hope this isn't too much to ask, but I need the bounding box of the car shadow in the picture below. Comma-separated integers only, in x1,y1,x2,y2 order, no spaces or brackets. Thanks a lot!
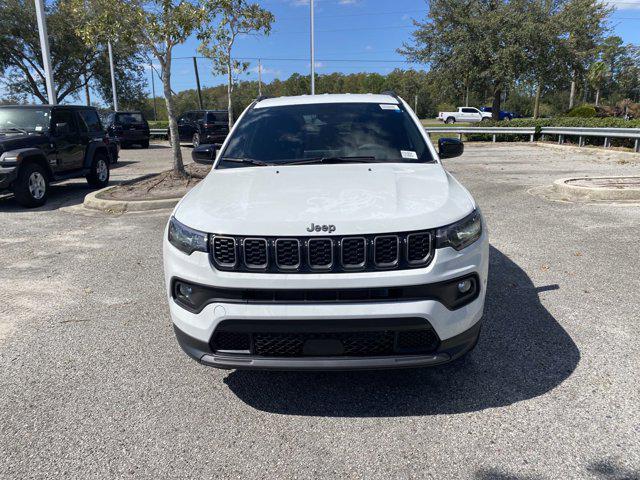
224,246,580,416
0,178,130,212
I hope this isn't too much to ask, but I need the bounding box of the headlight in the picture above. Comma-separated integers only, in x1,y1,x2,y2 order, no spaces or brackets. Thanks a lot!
168,217,208,255
436,209,482,251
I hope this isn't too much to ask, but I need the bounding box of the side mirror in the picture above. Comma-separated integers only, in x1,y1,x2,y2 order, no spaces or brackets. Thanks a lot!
191,144,217,164
54,122,70,136
438,137,464,159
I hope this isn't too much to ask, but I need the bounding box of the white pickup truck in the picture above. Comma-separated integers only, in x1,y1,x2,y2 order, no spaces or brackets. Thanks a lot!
437,107,492,124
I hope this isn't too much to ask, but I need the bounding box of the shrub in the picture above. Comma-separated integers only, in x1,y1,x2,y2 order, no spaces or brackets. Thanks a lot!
148,120,169,129
566,104,597,118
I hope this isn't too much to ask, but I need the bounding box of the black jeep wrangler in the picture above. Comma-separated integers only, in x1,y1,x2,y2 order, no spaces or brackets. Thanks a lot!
0,105,117,207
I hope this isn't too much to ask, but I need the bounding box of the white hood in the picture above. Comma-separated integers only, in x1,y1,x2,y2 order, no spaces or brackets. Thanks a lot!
174,163,475,236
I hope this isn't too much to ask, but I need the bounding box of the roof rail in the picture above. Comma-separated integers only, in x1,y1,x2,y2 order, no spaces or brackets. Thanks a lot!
381,90,401,102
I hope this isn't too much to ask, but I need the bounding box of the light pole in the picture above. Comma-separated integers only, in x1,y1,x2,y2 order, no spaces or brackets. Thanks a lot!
108,41,118,111
34,0,56,104
310,0,315,95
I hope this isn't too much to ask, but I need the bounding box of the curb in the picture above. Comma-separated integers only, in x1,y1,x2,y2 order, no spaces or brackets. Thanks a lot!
553,176,640,202
535,142,640,158
83,185,181,213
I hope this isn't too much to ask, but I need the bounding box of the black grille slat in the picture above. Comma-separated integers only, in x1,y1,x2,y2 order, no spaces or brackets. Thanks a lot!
212,237,236,266
232,330,437,357
275,239,300,269
243,238,268,268
212,331,250,351
407,233,432,264
341,237,366,268
374,235,399,267
308,239,333,269
210,230,435,273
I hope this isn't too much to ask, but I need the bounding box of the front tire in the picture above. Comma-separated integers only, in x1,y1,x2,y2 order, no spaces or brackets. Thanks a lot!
86,152,110,188
445,117,455,124
13,163,49,208
192,132,200,148
141,139,150,149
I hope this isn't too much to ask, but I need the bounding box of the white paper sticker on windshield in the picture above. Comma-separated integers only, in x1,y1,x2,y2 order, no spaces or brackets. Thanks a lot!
380,104,400,110
401,150,418,159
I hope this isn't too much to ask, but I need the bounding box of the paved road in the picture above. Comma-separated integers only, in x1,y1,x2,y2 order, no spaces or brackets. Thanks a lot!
1,143,638,479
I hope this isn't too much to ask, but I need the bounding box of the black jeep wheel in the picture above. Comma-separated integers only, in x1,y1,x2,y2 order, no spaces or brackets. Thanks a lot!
141,139,150,149
86,152,110,188
13,162,49,208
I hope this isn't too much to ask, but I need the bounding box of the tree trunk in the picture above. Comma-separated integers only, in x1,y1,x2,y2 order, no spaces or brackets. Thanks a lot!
84,74,91,106
465,83,470,107
533,82,542,119
491,85,501,121
227,58,234,130
161,55,184,175
595,88,600,107
569,71,576,110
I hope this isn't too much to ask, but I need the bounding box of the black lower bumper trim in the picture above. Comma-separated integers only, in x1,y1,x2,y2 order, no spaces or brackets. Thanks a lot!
173,319,481,371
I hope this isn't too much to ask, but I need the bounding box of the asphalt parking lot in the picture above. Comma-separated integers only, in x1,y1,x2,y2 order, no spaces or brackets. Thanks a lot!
1,141,638,479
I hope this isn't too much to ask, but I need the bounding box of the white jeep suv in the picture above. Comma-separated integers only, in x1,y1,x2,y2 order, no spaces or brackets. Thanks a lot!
163,93,489,370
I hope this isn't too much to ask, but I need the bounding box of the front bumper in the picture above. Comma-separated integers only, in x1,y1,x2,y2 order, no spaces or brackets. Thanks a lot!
0,165,17,190
173,319,481,370
164,228,489,370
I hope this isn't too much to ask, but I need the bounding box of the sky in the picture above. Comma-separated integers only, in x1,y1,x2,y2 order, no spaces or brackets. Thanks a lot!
155,0,640,96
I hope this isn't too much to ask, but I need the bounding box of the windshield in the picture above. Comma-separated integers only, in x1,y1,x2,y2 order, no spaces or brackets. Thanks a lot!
219,102,433,167
0,107,51,133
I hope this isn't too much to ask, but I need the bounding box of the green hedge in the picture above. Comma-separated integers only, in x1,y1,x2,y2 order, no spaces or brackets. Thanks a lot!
464,117,640,148
148,121,168,129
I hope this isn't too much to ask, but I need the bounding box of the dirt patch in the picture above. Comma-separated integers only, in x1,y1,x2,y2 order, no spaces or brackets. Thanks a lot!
99,163,210,201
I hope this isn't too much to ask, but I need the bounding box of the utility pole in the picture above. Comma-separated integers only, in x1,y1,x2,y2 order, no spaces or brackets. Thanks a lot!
108,41,118,111
414,95,418,116
310,0,315,95
34,0,56,104
150,61,157,121
193,57,203,109
258,59,262,97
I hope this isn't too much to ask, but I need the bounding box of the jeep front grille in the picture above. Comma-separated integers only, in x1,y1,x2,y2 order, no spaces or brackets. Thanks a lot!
210,230,434,273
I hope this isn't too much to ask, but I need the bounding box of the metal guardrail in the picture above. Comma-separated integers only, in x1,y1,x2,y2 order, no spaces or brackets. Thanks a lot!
424,125,640,152
424,126,536,142
540,127,640,152
150,128,167,138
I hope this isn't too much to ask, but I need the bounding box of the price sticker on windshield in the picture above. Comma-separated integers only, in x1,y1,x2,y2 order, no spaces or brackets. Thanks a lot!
380,104,400,111
401,150,418,159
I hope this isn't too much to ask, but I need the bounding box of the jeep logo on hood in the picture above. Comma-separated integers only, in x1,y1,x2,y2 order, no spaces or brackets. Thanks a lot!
306,223,336,233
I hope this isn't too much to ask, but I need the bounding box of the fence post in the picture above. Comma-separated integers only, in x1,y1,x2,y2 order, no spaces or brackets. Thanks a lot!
492,134,496,143
558,135,563,145
635,139,639,153
604,137,609,148
541,134,545,141
578,136,583,147
458,133,462,141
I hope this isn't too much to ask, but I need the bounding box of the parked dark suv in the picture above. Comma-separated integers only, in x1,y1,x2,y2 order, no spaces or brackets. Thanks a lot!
0,105,115,207
170,110,229,147
104,111,151,148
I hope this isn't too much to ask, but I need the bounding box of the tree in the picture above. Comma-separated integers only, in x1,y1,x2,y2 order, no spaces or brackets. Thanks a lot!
400,0,534,120
0,0,145,105
587,61,608,106
560,0,611,110
198,0,274,128
72,0,204,175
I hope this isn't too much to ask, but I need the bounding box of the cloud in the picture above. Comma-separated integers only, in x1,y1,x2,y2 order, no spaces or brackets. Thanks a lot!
605,0,640,8
338,0,359,4
250,65,281,76
307,61,324,68
365,45,373,51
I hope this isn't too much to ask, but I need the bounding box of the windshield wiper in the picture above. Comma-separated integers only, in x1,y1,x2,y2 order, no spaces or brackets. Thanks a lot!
0,127,28,134
219,157,269,167
285,156,378,165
